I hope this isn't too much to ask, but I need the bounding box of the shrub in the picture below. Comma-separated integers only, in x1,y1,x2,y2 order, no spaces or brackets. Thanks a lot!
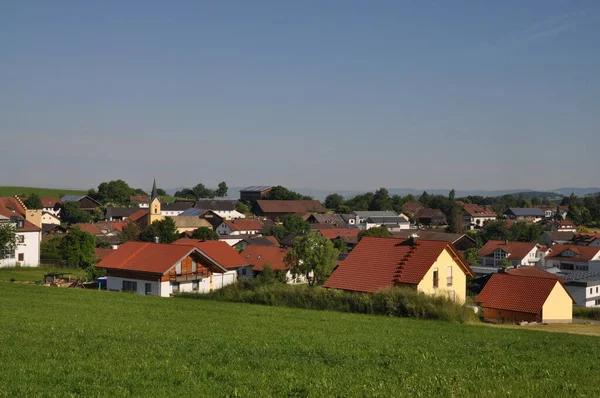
573,307,600,321
177,282,475,323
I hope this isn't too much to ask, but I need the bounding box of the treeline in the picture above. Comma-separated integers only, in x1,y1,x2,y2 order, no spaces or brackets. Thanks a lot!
174,182,228,200
561,193,600,227
458,193,554,216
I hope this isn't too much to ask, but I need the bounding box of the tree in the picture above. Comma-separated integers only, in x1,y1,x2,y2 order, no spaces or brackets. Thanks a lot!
96,239,112,249
497,258,511,269
140,218,179,244
94,180,136,204
358,226,392,240
324,193,345,211
531,197,541,206
174,188,196,199
448,189,456,202
59,227,96,267
282,215,310,235
332,238,348,253
446,203,465,234
191,227,219,241
264,224,288,241
463,248,480,268
24,193,42,209
156,188,167,196
92,206,105,223
264,186,303,200
479,220,510,244
284,232,339,286
41,235,63,261
120,221,141,243
60,202,92,224
192,183,216,199
0,223,17,259
235,202,250,214
216,182,228,197
369,188,392,211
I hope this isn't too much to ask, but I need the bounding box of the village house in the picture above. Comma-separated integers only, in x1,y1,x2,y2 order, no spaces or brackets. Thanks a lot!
130,194,150,208
572,233,600,247
193,200,244,220
340,214,357,226
352,210,401,226
105,207,143,221
239,186,272,204
415,208,448,227
544,244,600,273
42,224,67,240
41,212,61,226
0,197,42,268
173,239,252,279
462,204,496,229
306,213,347,227
232,235,280,251
364,216,411,231
40,197,62,216
171,216,213,235
323,236,475,303
545,219,577,233
542,231,575,247
95,241,237,296
255,200,325,221
391,230,477,252
477,240,541,271
216,218,264,236
535,205,568,219
60,195,101,213
240,245,309,283
476,271,573,323
161,201,194,216
504,208,546,223
317,228,361,250
401,201,424,215
178,209,224,229
563,274,600,307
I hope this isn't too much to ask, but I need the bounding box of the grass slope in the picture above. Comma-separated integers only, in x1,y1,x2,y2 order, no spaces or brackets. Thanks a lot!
0,186,86,198
0,266,86,282
1,283,599,397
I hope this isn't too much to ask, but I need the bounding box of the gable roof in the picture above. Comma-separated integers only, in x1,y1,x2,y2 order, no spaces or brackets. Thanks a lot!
391,230,472,244
193,200,236,211
60,195,101,205
506,267,567,283
401,202,423,214
171,216,212,229
105,207,142,219
256,200,325,214
323,237,473,293
223,218,264,231
236,235,280,247
543,231,575,242
307,213,347,225
240,245,291,271
173,239,249,269
95,241,227,274
353,210,399,218
317,229,361,240
127,209,149,222
476,273,566,314
130,195,149,205
162,202,195,211
463,204,496,218
415,208,446,219
545,244,600,261
40,197,62,208
507,208,546,217
0,197,26,217
479,240,538,260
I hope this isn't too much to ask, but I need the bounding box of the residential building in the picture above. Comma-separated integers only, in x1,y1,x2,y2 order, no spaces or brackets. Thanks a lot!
477,240,541,271
171,216,213,234
352,210,399,226
42,224,67,240
95,241,237,297
572,233,600,247
232,235,280,251
40,197,62,216
563,273,600,307
317,229,361,249
504,208,546,222
542,231,575,247
240,245,309,283
340,214,357,226
545,219,577,232
535,205,568,220
0,198,42,267
216,218,264,236
401,201,424,215
193,200,244,220
306,213,347,227
41,212,61,226
130,195,150,208
323,236,475,304
239,186,272,204
462,204,496,229
105,207,143,221
544,244,600,273
364,216,411,231
161,201,194,216
60,195,101,213
255,200,325,221
391,231,477,252
476,272,573,323
415,208,447,227
173,239,252,279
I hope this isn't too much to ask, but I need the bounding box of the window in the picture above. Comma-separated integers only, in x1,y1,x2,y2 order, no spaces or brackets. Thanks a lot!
493,249,507,261
446,266,453,286
192,261,197,273
596,299,600,306
560,263,574,271
192,280,199,291
433,268,439,288
591,288,593,295
145,283,152,295
575,265,589,272
596,287,599,294
18,253,24,262
122,280,137,292
242,268,247,276
172,282,180,293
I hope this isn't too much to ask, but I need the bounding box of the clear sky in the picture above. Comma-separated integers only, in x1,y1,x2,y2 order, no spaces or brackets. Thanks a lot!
1,1,599,192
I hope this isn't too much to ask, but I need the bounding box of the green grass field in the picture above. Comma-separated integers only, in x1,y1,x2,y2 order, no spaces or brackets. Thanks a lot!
0,186,87,198
0,266,87,282
1,283,599,396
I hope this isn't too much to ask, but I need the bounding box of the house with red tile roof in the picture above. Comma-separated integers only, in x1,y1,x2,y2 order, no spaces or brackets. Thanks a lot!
415,208,447,227
505,267,567,283
323,236,474,303
173,239,251,278
216,218,264,236
239,245,307,283
0,198,42,267
40,197,62,217
476,272,573,323
401,201,424,215
255,200,325,221
572,233,600,247
535,205,568,220
478,240,541,269
545,219,577,233
95,241,237,297
544,244,600,274
462,204,496,230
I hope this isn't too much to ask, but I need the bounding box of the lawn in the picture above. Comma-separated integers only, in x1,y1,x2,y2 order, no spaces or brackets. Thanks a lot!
0,186,86,198
0,266,87,283
0,284,599,397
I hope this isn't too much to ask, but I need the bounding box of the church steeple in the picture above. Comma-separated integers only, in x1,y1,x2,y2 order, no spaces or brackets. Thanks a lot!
151,178,158,201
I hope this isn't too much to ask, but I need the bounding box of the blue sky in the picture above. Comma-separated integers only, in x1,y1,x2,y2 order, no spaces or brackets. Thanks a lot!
1,1,599,192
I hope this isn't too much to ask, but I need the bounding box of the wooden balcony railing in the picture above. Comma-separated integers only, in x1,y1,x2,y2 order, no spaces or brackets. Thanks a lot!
169,270,210,282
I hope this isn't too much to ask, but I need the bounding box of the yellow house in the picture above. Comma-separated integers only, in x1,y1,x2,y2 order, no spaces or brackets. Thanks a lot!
323,236,475,303
476,273,573,323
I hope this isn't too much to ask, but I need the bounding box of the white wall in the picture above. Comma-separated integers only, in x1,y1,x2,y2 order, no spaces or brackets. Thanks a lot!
213,210,245,220
42,207,61,217
41,213,61,225
107,276,161,296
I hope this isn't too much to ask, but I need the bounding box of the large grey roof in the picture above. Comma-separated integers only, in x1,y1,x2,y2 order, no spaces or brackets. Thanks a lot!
194,200,235,211
162,202,195,211
61,195,86,202
353,211,399,217
179,208,209,217
241,186,272,192
508,208,546,217
105,207,143,219
365,216,409,224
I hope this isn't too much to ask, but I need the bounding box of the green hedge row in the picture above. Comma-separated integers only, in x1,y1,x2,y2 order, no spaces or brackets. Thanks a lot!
573,306,600,320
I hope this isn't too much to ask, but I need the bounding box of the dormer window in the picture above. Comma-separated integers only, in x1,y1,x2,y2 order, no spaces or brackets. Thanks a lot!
561,249,576,258
493,249,507,261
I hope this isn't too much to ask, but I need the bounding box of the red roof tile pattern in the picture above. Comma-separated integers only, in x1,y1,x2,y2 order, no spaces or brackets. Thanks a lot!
323,237,473,293
476,273,563,314
94,248,114,261
130,195,149,205
17,219,42,232
240,245,290,271
462,204,496,217
127,209,149,222
572,233,600,244
224,219,264,232
256,200,325,214
71,223,103,235
40,197,62,208
96,242,198,274
173,239,249,269
0,197,26,217
506,267,567,283
317,229,361,240
545,244,600,262
479,240,537,260
401,201,423,214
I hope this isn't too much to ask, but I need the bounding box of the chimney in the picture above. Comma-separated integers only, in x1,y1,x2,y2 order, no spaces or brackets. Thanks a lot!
154,236,160,244
410,233,419,246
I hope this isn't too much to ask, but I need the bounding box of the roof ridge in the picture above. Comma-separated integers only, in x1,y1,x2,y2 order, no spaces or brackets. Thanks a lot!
116,242,151,269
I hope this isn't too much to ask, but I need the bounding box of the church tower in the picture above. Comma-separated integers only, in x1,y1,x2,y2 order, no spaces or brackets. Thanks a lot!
148,178,164,225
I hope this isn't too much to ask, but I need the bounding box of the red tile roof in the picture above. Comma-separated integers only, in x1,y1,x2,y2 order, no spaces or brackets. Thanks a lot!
479,240,537,260
323,237,474,293
0,197,26,217
127,209,148,222
40,197,62,208
240,245,290,271
572,233,600,244
476,273,566,314
401,201,423,214
256,200,325,214
463,204,496,217
506,267,567,283
96,241,219,274
545,244,600,262
71,223,103,235
224,218,264,232
173,239,249,269
317,229,361,240
130,195,149,204
416,208,445,218
94,248,114,261
18,219,42,232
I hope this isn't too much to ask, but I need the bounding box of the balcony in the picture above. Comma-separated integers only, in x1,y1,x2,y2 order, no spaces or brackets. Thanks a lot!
169,270,210,282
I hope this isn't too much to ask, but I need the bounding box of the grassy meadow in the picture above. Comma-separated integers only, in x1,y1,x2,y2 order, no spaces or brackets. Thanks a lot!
0,186,87,198
0,266,87,283
1,283,599,397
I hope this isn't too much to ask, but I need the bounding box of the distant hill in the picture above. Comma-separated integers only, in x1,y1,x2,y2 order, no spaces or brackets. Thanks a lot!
552,187,600,197
502,191,564,200
0,186,87,198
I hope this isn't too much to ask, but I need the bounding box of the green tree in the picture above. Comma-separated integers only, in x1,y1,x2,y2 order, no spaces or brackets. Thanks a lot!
463,248,480,268
479,220,510,244
91,206,105,223
191,227,219,241
284,232,339,286
156,188,167,196
59,227,96,267
192,183,216,199
324,193,345,211
94,180,136,205
0,223,17,258
216,182,228,197
40,235,63,261
369,187,392,211
531,197,541,206
264,186,303,200
497,258,511,269
120,221,141,243
24,193,42,209
448,189,456,201
140,218,179,244
446,203,465,234
96,238,112,249
282,215,310,235
358,226,392,240
264,224,288,241
60,202,92,224
235,202,250,214
332,238,348,253
174,188,196,199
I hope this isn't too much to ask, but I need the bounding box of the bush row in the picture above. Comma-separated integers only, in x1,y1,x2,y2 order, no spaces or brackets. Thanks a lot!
176,280,476,323
573,306,600,320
